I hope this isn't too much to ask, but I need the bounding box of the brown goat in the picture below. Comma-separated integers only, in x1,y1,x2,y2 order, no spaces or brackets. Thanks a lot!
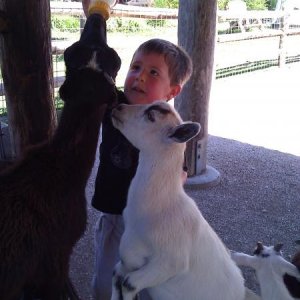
284,240,300,298
0,13,120,300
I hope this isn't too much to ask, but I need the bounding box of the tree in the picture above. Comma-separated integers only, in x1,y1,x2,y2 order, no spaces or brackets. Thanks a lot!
0,0,56,158
176,0,220,187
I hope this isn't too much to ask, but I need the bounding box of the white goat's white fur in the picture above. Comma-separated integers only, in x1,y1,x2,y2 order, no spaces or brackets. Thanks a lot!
231,243,300,300
111,101,245,300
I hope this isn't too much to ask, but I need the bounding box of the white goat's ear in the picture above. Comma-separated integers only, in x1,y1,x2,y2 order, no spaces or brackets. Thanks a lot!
254,242,264,255
274,243,283,253
168,122,201,143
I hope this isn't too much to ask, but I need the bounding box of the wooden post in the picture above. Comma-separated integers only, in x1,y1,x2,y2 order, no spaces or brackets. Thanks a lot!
176,0,220,187
80,15,86,35
278,7,288,68
0,0,56,158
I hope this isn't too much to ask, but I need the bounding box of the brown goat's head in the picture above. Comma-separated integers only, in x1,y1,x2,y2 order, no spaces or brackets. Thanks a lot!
59,13,121,106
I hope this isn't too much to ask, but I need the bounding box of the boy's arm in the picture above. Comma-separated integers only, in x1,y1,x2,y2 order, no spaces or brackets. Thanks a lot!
181,169,187,184
182,153,188,184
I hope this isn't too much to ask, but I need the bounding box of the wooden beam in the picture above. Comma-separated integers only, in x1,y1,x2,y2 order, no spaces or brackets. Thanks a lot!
0,0,57,157
177,0,220,186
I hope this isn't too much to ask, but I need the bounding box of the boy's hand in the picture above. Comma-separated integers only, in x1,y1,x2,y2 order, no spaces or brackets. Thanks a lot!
182,169,188,184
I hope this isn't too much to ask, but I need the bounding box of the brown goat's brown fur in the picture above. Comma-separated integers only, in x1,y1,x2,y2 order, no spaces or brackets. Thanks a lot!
0,13,120,299
284,248,300,298
0,67,116,300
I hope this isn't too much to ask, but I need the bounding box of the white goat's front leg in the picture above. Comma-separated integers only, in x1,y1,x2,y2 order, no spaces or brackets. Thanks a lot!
111,261,129,300
120,254,189,300
231,252,260,269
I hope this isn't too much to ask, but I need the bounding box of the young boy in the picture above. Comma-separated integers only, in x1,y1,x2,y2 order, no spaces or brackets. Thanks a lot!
91,38,193,300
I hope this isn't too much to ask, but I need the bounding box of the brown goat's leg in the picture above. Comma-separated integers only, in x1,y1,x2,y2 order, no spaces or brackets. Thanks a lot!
37,276,81,300
39,278,81,300
22,275,79,300
65,277,81,300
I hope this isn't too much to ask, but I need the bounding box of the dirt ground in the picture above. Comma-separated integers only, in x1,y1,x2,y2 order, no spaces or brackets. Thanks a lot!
70,63,300,299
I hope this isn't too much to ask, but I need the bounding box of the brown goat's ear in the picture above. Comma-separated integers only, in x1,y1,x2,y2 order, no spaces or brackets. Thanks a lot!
168,122,201,144
58,79,69,102
254,242,264,255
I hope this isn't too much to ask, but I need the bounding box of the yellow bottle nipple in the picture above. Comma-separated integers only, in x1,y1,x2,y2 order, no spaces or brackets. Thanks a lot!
88,0,111,20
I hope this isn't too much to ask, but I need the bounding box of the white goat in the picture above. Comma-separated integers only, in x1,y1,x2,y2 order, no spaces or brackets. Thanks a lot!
110,101,246,300
231,242,300,300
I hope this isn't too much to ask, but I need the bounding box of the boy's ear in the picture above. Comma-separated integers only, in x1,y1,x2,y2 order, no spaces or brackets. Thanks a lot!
167,85,181,100
168,122,201,143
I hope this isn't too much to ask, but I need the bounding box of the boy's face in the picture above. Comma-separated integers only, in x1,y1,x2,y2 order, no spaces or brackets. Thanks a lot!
124,51,180,105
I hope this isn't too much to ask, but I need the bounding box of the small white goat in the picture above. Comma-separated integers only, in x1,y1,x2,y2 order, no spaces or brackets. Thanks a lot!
111,101,245,300
231,242,300,300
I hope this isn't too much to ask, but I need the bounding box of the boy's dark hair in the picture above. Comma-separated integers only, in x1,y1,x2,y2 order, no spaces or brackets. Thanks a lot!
133,38,193,87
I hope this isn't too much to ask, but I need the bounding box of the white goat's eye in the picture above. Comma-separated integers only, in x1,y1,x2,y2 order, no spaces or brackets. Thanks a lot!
146,110,155,122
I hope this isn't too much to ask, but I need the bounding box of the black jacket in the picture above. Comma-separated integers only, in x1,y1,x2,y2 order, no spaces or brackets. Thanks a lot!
92,91,139,214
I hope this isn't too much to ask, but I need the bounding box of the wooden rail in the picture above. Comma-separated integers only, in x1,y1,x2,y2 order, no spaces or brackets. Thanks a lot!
50,2,287,21
218,10,284,20
0,76,65,97
50,2,178,19
50,1,84,16
111,4,177,19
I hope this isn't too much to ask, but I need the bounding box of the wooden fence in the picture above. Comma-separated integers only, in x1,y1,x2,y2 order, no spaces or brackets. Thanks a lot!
1,2,300,101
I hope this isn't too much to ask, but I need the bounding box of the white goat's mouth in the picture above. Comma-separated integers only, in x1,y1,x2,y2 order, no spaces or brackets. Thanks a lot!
111,113,123,128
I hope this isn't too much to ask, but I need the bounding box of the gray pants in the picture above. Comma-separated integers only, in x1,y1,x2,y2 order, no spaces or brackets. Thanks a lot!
92,213,152,300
